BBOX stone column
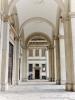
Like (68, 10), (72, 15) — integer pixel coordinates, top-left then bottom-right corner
(12, 38), (19, 85)
(1, 18), (10, 91)
(62, 0), (74, 91)
(63, 17), (74, 91)
(0, 16), (3, 90)
(54, 37), (61, 85)
(48, 46), (52, 82)
(51, 46), (55, 82)
(46, 50), (49, 80)
(22, 46), (27, 82)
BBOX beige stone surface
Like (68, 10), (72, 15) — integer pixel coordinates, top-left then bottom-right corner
(0, 81), (75, 100)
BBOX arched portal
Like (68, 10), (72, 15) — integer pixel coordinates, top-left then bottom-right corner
(23, 32), (54, 81)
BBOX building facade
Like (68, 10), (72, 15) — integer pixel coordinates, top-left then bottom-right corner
(27, 48), (49, 80)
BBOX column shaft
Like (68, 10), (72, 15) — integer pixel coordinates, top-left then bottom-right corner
(0, 19), (3, 89)
(51, 48), (55, 82)
(1, 21), (9, 91)
(55, 39), (61, 85)
(63, 0), (74, 91)
(48, 47), (52, 82)
(12, 39), (19, 85)
(64, 18), (74, 91)
(22, 47), (27, 81)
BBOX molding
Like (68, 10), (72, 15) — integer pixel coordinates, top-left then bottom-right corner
(2, 15), (9, 22)
(53, 35), (59, 40)
(58, 35), (64, 39)
(25, 32), (51, 44)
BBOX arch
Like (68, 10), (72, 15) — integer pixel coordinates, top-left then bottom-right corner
(25, 32), (51, 45)
(19, 17), (55, 36)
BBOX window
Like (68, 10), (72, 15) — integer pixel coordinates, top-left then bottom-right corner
(29, 49), (33, 57)
(42, 48), (46, 57)
(42, 64), (46, 72)
(29, 64), (33, 72)
(35, 49), (39, 56)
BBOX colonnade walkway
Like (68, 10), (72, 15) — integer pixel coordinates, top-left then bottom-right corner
(0, 80), (75, 100)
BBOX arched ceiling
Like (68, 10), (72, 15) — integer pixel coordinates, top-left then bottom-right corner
(8, 0), (62, 39)
(16, 0), (58, 26)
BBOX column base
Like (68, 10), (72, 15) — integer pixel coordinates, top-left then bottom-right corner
(12, 80), (18, 86)
(56, 80), (61, 85)
(1, 83), (8, 91)
(22, 78), (27, 82)
(52, 78), (55, 82)
(65, 83), (73, 91)
(49, 78), (52, 82)
(73, 84), (75, 91)
(15, 80), (19, 85)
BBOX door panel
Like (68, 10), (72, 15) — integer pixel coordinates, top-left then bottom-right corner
(35, 70), (40, 79)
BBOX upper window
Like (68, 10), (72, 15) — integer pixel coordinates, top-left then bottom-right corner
(35, 49), (39, 56)
(29, 64), (33, 72)
(42, 48), (46, 57)
(42, 64), (46, 72)
(29, 49), (33, 57)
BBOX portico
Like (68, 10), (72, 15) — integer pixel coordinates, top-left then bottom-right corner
(0, 0), (75, 94)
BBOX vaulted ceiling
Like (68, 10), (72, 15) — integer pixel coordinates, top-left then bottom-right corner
(9, 0), (61, 40)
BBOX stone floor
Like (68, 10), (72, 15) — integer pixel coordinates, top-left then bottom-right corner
(0, 80), (75, 100)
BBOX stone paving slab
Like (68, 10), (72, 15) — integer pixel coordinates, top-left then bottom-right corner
(0, 81), (75, 100)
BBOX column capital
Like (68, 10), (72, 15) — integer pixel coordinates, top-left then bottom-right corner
(47, 45), (54, 50)
(60, 15), (70, 23)
(53, 35), (59, 40)
(21, 44), (28, 50)
(1, 15), (9, 22)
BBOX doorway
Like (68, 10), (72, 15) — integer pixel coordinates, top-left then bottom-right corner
(35, 69), (40, 79)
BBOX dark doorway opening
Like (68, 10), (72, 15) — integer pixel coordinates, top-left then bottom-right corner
(8, 42), (13, 85)
(35, 69), (40, 79)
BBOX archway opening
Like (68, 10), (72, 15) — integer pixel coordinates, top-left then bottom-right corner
(24, 32), (54, 81)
